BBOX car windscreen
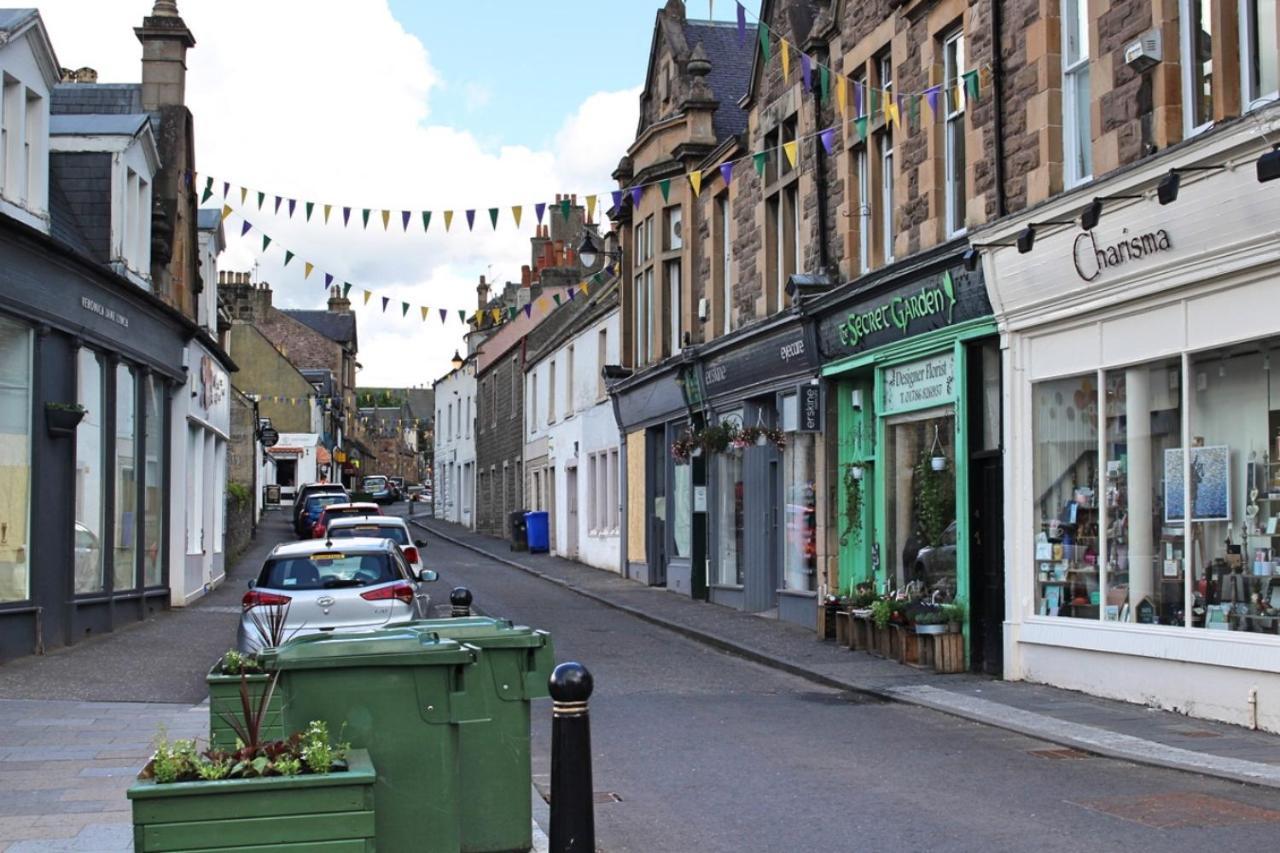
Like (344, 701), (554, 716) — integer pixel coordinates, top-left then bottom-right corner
(260, 552), (397, 590)
(306, 494), (348, 512)
(361, 477), (387, 489)
(328, 525), (409, 545)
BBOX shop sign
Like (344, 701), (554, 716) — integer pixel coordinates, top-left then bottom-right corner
(259, 426), (280, 448)
(1073, 228), (1173, 282)
(80, 295), (130, 329)
(199, 355), (227, 411)
(817, 264), (992, 358)
(702, 324), (815, 398)
(798, 383), (822, 432)
(882, 353), (955, 415)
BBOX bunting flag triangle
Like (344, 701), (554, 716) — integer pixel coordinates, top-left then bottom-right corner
(306, 201), (314, 221)
(256, 191), (265, 210)
(220, 204), (232, 221)
(963, 69), (980, 101)
(288, 199), (296, 217)
(262, 235), (271, 251)
(758, 22), (770, 61)
(420, 306), (428, 321)
(782, 140), (798, 169)
(854, 116), (869, 140)
(688, 170), (703, 197)
(273, 196), (282, 214)
(508, 306), (518, 320)
(381, 296), (389, 312)
(221, 181), (229, 199)
(886, 99), (899, 127)
(200, 177), (213, 203)
(491, 308), (501, 323)
(585, 194), (597, 222)
(552, 294), (562, 306)
(837, 75), (848, 118)
(363, 290), (372, 305)
(401, 302), (410, 317)
(343, 282), (352, 298)
(284, 250), (294, 266)
(559, 197), (571, 222)
(440, 308), (448, 323)
(754, 151), (768, 176)
(924, 85), (941, 119)
(567, 287), (576, 301)
(323, 272), (333, 288)
(535, 202), (546, 224)
(361, 209), (371, 229)
(465, 209), (476, 231)
(402, 210), (411, 231)
(489, 207), (499, 229)
(578, 282), (589, 295)
(512, 206), (522, 228)
(458, 310), (466, 323)
(523, 304), (532, 318)
(381, 210), (390, 230)
(324, 204), (332, 224)
(630, 186), (643, 207)
(737, 1), (746, 46)
(611, 190), (623, 210)
(342, 206), (351, 226)
(780, 40), (790, 81)
(240, 186), (248, 205)
(304, 262), (314, 279)
(908, 95), (921, 128)
(869, 86), (879, 116)
(800, 52), (811, 92)
(659, 178), (671, 202)
(820, 64), (830, 103)
(240, 220), (252, 236)
(443, 210), (454, 231)
(422, 210), (432, 232)
(820, 127), (836, 155)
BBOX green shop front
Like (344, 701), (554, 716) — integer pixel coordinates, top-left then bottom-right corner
(813, 246), (1004, 673)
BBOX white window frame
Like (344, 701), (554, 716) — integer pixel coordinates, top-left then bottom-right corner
(718, 194), (732, 333)
(530, 373), (538, 433)
(1239, 0), (1279, 109)
(667, 259), (682, 356)
(880, 134), (895, 263)
(943, 29), (968, 236)
(1180, 0), (1215, 136)
(597, 329), (607, 400)
(566, 345), (574, 417)
(1061, 0), (1092, 187)
(548, 359), (557, 423)
(857, 147), (870, 274)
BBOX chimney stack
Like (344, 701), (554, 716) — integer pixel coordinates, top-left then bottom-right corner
(134, 0), (195, 111)
(476, 274), (490, 312)
(328, 283), (351, 313)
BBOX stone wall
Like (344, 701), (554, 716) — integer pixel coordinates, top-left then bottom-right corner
(224, 491), (254, 567)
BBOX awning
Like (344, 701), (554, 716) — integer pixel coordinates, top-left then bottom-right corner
(317, 446), (332, 466)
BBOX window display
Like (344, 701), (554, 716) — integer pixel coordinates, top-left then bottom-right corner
(783, 432), (816, 591)
(716, 448), (744, 586)
(114, 364), (138, 591)
(672, 460), (692, 560)
(885, 410), (957, 598)
(0, 318), (31, 603)
(143, 373), (164, 587)
(75, 349), (105, 594)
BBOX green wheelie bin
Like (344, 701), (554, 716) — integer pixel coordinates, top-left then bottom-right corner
(409, 617), (555, 853)
(263, 628), (485, 853)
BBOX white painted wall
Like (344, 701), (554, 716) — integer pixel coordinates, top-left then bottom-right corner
(0, 16), (53, 232)
(433, 361), (476, 528)
(526, 307), (621, 571)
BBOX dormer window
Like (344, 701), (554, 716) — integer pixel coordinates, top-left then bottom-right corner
(0, 74), (48, 220)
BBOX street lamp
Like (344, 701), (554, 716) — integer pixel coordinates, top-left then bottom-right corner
(450, 350), (464, 371)
(576, 231), (622, 271)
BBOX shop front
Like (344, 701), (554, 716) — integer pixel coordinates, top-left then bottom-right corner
(815, 244), (1002, 672)
(699, 317), (822, 627)
(0, 219), (190, 659)
(982, 119), (1280, 730)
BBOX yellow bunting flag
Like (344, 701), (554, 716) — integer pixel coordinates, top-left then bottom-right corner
(221, 204), (232, 221)
(491, 308), (501, 323)
(578, 282), (589, 294)
(363, 290), (372, 305)
(304, 262), (314, 279)
(420, 306), (428, 321)
(381, 209), (390, 230)
(782, 139), (798, 168)
(537, 296), (549, 312)
(836, 75), (848, 118)
(688, 170), (703, 197)
(323, 204), (332, 224)
(240, 186), (248, 205)
(780, 40), (790, 81)
(443, 210), (454, 232)
(512, 205), (522, 228)
(886, 99), (899, 128)
(586, 194), (597, 222)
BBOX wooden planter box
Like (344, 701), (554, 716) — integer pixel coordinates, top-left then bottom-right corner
(851, 614), (874, 651)
(834, 610), (852, 647)
(893, 624), (921, 666)
(128, 749), (376, 852)
(207, 664), (284, 751)
(930, 632), (966, 674)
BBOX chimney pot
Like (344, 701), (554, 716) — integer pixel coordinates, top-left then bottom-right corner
(571, 193), (577, 205)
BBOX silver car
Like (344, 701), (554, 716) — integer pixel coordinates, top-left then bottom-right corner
(323, 516), (428, 577)
(237, 537), (438, 653)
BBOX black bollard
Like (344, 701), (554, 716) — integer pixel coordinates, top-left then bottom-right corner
(450, 586), (473, 617)
(549, 662), (594, 853)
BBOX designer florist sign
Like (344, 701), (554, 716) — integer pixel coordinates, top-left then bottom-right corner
(882, 353), (955, 414)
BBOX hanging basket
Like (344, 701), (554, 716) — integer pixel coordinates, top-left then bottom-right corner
(45, 403), (86, 438)
(931, 456), (947, 472)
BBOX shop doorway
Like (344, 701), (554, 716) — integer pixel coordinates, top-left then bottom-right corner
(744, 453), (781, 613)
(969, 450), (1004, 674)
(646, 427), (667, 586)
(548, 466), (557, 553)
(565, 466), (578, 560)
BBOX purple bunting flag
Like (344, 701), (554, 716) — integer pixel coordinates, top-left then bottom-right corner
(381, 296), (390, 312)
(342, 206), (351, 227)
(801, 54), (812, 92)
(567, 288), (576, 301)
(854, 81), (863, 116)
(221, 181), (229, 198)
(402, 210), (411, 231)
(631, 185), (643, 207)
(273, 196), (282, 214)
(324, 273), (333, 288)
(820, 127), (836, 155)
(240, 220), (251, 236)
(288, 199), (296, 217)
(924, 85), (941, 119)
(465, 209), (476, 231)
(737, 2), (746, 46)
(611, 190), (623, 210)
(523, 304), (532, 318)
(535, 202), (546, 224)
(720, 162), (734, 186)
(439, 308), (448, 323)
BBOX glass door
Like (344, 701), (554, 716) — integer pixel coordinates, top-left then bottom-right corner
(883, 407), (958, 599)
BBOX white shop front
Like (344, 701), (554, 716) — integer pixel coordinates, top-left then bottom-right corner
(980, 115), (1280, 732)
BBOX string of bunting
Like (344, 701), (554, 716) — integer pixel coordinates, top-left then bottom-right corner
(224, 205), (611, 329)
(243, 391), (428, 428)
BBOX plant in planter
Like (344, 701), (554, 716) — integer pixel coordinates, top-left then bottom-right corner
(913, 450), (956, 549)
(671, 432), (699, 463)
(839, 464), (864, 547)
(208, 601), (297, 750)
(941, 601), (965, 633)
(44, 401), (86, 437)
(699, 421), (739, 454)
(911, 608), (948, 635)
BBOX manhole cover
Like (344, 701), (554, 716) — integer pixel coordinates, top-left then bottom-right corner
(1028, 747), (1091, 760)
(1072, 792), (1280, 828)
(594, 792), (623, 804)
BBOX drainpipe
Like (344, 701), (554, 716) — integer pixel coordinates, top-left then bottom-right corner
(812, 77), (832, 272)
(991, 0), (1008, 218)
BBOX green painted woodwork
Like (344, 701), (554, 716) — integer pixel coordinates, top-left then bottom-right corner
(206, 664), (284, 752)
(127, 749), (376, 853)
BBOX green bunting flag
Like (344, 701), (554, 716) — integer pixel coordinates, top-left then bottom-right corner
(457, 310), (467, 324)
(402, 302), (410, 317)
(342, 282), (352, 298)
(508, 306), (518, 320)
(257, 191), (265, 209)
(820, 66), (830, 103)
(361, 209), (371, 229)
(753, 151), (767, 176)
(422, 211), (431, 232)
(552, 294), (561, 306)
(262, 235), (271, 251)
(560, 197), (571, 222)
(963, 69), (980, 102)
(201, 177), (213, 203)
(758, 22), (770, 61)
(284, 250), (294, 266)
(658, 179), (671, 202)
(854, 116), (868, 140)
(305, 201), (314, 221)
(489, 207), (499, 229)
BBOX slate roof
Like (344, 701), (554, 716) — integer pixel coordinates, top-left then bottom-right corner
(684, 19), (753, 142)
(47, 167), (96, 259)
(196, 208), (223, 231)
(282, 309), (357, 346)
(50, 113), (150, 137)
(51, 83), (144, 116)
(49, 151), (112, 263)
(0, 8), (37, 33)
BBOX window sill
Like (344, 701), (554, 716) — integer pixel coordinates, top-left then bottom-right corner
(1018, 616), (1280, 673)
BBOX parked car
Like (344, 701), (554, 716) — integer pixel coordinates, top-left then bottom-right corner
(405, 484), (425, 501)
(360, 475), (394, 504)
(292, 483), (348, 536)
(312, 502), (382, 538)
(325, 516), (428, 577)
(298, 493), (353, 540)
(237, 537), (438, 653)
(912, 520), (958, 600)
(387, 476), (406, 501)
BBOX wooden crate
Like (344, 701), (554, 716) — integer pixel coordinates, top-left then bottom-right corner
(851, 615), (873, 651)
(834, 610), (853, 647)
(932, 631), (966, 673)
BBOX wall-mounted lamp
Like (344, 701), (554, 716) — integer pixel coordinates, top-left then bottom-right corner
(1157, 164), (1227, 205)
(450, 350), (464, 371)
(1016, 219), (1076, 254)
(851, 388), (863, 410)
(1080, 193), (1142, 230)
(963, 239), (1018, 270)
(1257, 145), (1280, 183)
(576, 231), (622, 271)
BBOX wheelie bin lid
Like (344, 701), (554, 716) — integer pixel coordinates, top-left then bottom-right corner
(262, 627), (477, 670)
(407, 617), (549, 649)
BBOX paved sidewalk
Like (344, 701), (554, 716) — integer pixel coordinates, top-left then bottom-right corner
(412, 515), (1280, 790)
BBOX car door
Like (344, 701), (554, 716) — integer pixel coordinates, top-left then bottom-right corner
(392, 548), (430, 618)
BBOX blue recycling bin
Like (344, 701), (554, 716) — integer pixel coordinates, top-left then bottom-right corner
(524, 511), (549, 553)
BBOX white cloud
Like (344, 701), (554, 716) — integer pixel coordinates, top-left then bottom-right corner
(34, 0), (639, 388)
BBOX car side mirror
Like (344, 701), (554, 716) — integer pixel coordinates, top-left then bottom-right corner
(414, 539), (427, 548)
(246, 578), (256, 589)
(419, 569), (438, 583)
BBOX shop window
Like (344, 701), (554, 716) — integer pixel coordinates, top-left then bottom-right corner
(876, 54), (895, 264)
(1061, 0), (1092, 186)
(143, 374), (164, 586)
(781, 393), (816, 592)
(114, 363), (138, 591)
(715, 192), (732, 334)
(1241, 0), (1279, 107)
(665, 259), (682, 356)
(566, 345), (574, 417)
(0, 317), (31, 603)
(672, 459), (692, 559)
(886, 412), (957, 598)
(764, 116), (799, 314)
(75, 349), (105, 594)
(943, 28), (968, 235)
(1190, 340), (1280, 633)
(1181, 0), (1215, 134)
(716, 412), (745, 585)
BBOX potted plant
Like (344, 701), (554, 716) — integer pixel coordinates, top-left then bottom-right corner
(208, 601), (296, 750)
(941, 601), (965, 633)
(45, 402), (86, 437)
(671, 432), (698, 464)
(128, 720), (375, 852)
(840, 465), (864, 547)
(912, 609), (948, 635)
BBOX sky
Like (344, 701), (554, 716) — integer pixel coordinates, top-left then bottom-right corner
(33, 0), (748, 389)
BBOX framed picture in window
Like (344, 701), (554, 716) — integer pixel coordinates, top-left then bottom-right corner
(1164, 445), (1231, 522)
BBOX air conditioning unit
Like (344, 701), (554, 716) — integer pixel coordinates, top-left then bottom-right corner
(1124, 29), (1162, 73)
(697, 297), (709, 323)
